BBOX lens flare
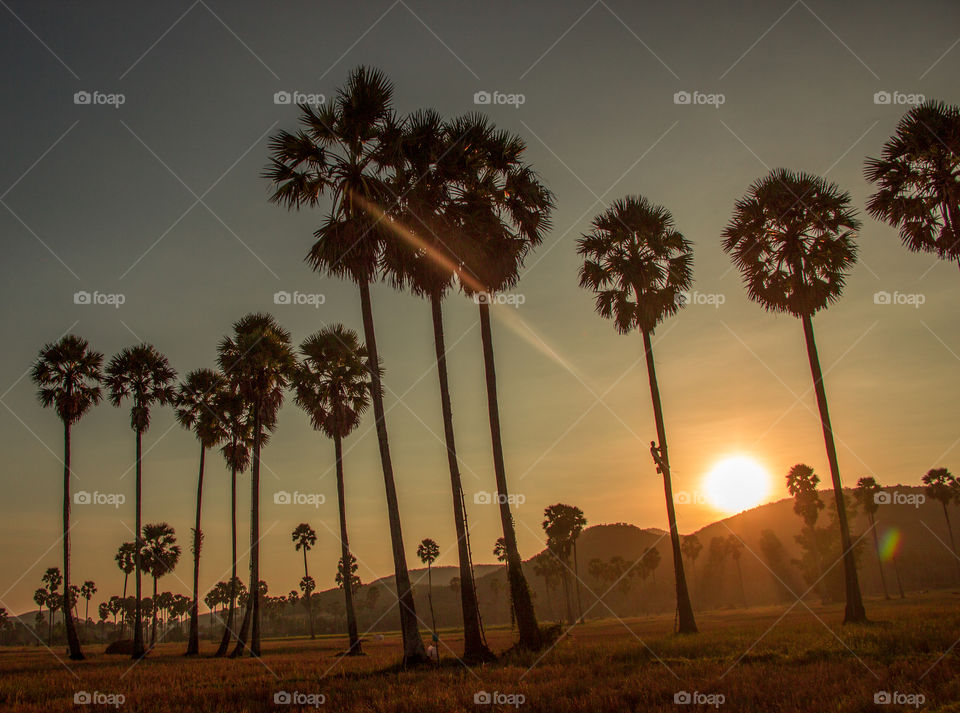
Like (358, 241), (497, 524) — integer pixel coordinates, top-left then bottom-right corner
(878, 527), (903, 562)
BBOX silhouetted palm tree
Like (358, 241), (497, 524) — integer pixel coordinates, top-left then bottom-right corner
(293, 325), (371, 655)
(922, 468), (960, 579)
(31, 335), (104, 659)
(175, 368), (227, 655)
(266, 66), (427, 665)
(417, 538), (440, 639)
(724, 536), (746, 607)
(681, 535), (703, 590)
(105, 344), (177, 656)
(542, 504), (587, 624)
(80, 581), (96, 634)
(724, 170), (866, 624)
(865, 101), (960, 270)
(291, 524), (317, 639)
(33, 588), (47, 645)
(219, 313), (294, 657)
(139, 522), (180, 647)
(446, 113), (554, 651)
(786, 464), (826, 600)
(578, 195), (697, 633)
(114, 542), (136, 638)
(853, 477), (891, 599)
(492, 537), (514, 630)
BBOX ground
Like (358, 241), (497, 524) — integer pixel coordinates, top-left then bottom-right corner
(2, 592), (959, 712)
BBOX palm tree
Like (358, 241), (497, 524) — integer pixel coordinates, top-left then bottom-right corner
(114, 542), (136, 638)
(138, 522), (180, 647)
(865, 101), (960, 270)
(681, 535), (703, 592)
(293, 325), (373, 655)
(492, 537), (514, 630)
(381, 108), (493, 663)
(922, 468), (960, 579)
(786, 464), (826, 600)
(80, 581), (96, 633)
(33, 588), (47, 645)
(175, 368), (227, 655)
(266, 66), (427, 665)
(445, 113), (554, 651)
(724, 537), (746, 607)
(31, 335), (104, 659)
(578, 195), (697, 633)
(336, 554), (361, 593)
(853, 477), (891, 599)
(219, 313), (294, 658)
(542, 504), (587, 623)
(41, 567), (62, 642)
(105, 344), (177, 656)
(723, 169), (866, 624)
(291, 524), (318, 639)
(417, 538), (440, 639)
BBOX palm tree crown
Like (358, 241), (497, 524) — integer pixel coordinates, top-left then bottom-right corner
(104, 345), (177, 431)
(292, 524), (317, 552)
(31, 335), (103, 424)
(175, 369), (228, 449)
(417, 538), (440, 565)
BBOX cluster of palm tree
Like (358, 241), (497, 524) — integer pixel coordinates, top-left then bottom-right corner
(541, 504), (586, 624)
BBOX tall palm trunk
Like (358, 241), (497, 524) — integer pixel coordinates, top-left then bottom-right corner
(334, 434), (361, 654)
(62, 421), (84, 660)
(186, 444), (205, 655)
(939, 503), (960, 580)
(232, 406), (262, 657)
(478, 301), (541, 650)
(573, 542), (583, 622)
(430, 293), (490, 661)
(892, 556), (905, 598)
(150, 576), (158, 646)
(216, 465), (238, 656)
(358, 279), (427, 665)
(302, 546), (314, 639)
(561, 562), (574, 625)
(801, 316), (866, 623)
(426, 563), (437, 636)
(133, 429), (145, 658)
(868, 512), (890, 599)
(641, 329), (697, 634)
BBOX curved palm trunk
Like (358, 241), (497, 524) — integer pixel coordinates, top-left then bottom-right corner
(62, 422), (84, 660)
(641, 329), (697, 634)
(430, 294), (491, 662)
(358, 279), (427, 665)
(478, 301), (541, 650)
(231, 407), (263, 658)
(868, 513), (890, 599)
(334, 434), (361, 655)
(186, 444), (205, 655)
(302, 547), (315, 639)
(801, 316), (866, 623)
(216, 466), (238, 656)
(133, 429), (146, 658)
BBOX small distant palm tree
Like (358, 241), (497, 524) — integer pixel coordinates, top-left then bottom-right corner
(578, 195), (697, 633)
(293, 325), (372, 655)
(80, 581), (96, 633)
(786, 464), (825, 597)
(922, 468), (960, 579)
(724, 170), (866, 624)
(853, 477), (891, 599)
(31, 334), (104, 659)
(336, 554), (361, 593)
(291, 524), (318, 639)
(114, 542), (136, 638)
(681, 535), (703, 587)
(105, 344), (177, 656)
(865, 101), (960, 270)
(724, 537), (746, 607)
(175, 368), (227, 655)
(492, 537), (514, 630)
(542, 504), (587, 624)
(33, 588), (47, 645)
(417, 538), (441, 638)
(138, 523), (181, 648)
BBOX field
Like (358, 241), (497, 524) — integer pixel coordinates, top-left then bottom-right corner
(2, 592), (959, 712)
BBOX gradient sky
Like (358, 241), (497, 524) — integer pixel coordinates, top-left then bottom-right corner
(1, 0), (958, 615)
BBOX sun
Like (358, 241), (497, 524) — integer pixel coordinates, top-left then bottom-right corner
(703, 455), (772, 514)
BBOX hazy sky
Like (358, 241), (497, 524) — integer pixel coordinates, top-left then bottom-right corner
(1, 0), (958, 614)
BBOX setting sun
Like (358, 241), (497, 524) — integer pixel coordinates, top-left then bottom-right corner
(703, 456), (772, 513)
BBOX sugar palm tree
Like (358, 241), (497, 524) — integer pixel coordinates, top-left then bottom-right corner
(922, 468), (960, 579)
(291, 524), (318, 639)
(33, 588), (47, 645)
(105, 344), (177, 656)
(542, 504), (587, 624)
(31, 335), (104, 659)
(723, 169), (866, 623)
(578, 195), (697, 633)
(293, 325), (372, 655)
(80, 581), (96, 633)
(219, 313), (294, 657)
(265, 66), (427, 665)
(114, 542), (136, 637)
(865, 101), (960, 270)
(724, 536), (746, 607)
(175, 368), (227, 655)
(492, 537), (514, 630)
(445, 113), (554, 651)
(417, 538), (440, 638)
(853, 477), (891, 598)
(381, 108), (493, 663)
(138, 522), (180, 647)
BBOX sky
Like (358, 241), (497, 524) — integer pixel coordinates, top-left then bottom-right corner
(0, 0), (958, 615)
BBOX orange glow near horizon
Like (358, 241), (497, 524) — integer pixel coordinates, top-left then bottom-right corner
(702, 455), (772, 514)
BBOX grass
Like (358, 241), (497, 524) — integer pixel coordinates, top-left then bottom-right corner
(2, 591), (959, 712)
